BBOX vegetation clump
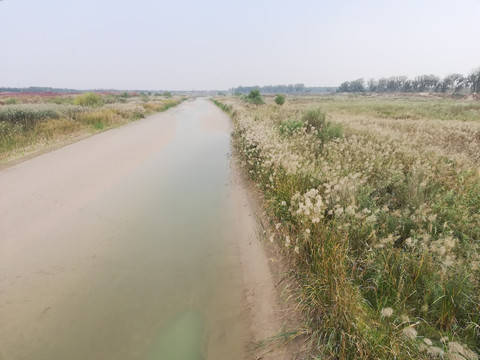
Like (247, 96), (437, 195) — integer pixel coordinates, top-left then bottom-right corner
(74, 92), (103, 107)
(301, 108), (343, 143)
(211, 99), (233, 113)
(274, 94), (285, 105)
(4, 98), (18, 105)
(245, 89), (264, 105)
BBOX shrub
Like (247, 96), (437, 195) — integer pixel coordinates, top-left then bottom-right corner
(162, 91), (173, 98)
(301, 108), (342, 143)
(48, 96), (74, 105)
(74, 92), (103, 107)
(245, 89), (264, 105)
(75, 109), (120, 129)
(302, 109), (326, 130)
(142, 99), (179, 113)
(279, 120), (302, 135)
(274, 94), (285, 105)
(4, 98), (18, 105)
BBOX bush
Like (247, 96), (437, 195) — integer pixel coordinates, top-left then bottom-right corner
(4, 98), (18, 105)
(162, 91), (173, 98)
(302, 109), (326, 130)
(274, 94), (285, 105)
(279, 120), (302, 135)
(74, 92), (103, 107)
(246, 89), (264, 105)
(75, 109), (120, 129)
(301, 108), (343, 143)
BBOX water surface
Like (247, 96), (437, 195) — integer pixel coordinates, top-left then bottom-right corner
(0, 99), (251, 360)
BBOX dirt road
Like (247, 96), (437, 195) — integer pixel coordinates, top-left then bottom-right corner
(0, 99), (284, 360)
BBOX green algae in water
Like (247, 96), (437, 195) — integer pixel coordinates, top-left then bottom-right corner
(149, 309), (204, 360)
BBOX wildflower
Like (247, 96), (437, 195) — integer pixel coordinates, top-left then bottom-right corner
(424, 338), (433, 346)
(312, 217), (320, 224)
(305, 228), (311, 234)
(402, 327), (417, 339)
(345, 205), (356, 216)
(366, 214), (377, 223)
(334, 207), (344, 217)
(275, 223), (281, 229)
(281, 201), (287, 206)
(418, 343), (428, 353)
(380, 307), (394, 318)
(404, 237), (416, 248)
(426, 346), (444, 358)
(442, 255), (455, 268)
(448, 342), (478, 360)
(447, 354), (467, 360)
(443, 236), (457, 250)
(305, 188), (318, 198)
(285, 236), (290, 246)
(294, 246), (300, 254)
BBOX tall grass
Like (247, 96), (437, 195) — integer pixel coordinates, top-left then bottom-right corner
(293, 95), (480, 122)
(218, 94), (480, 359)
(0, 94), (184, 160)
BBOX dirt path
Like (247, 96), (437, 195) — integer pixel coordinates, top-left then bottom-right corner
(0, 99), (293, 360)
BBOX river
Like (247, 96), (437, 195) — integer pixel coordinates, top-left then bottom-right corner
(0, 99), (271, 360)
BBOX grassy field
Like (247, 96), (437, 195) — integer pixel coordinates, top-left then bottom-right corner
(0, 92), (183, 162)
(215, 94), (480, 359)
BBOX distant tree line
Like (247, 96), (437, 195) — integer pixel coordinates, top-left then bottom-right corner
(231, 84), (336, 94)
(0, 87), (179, 94)
(338, 67), (480, 94)
(0, 86), (80, 93)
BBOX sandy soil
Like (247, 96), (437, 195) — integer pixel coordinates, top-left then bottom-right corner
(0, 99), (297, 359)
(230, 165), (300, 359)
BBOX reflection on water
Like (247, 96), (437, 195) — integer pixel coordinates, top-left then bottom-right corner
(7, 100), (250, 360)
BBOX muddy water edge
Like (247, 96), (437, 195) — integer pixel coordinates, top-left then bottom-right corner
(0, 99), (264, 360)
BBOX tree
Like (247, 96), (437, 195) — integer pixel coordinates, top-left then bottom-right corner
(414, 75), (440, 92)
(338, 81), (350, 92)
(367, 78), (378, 92)
(443, 73), (465, 94)
(377, 78), (388, 92)
(294, 83), (305, 92)
(402, 79), (413, 92)
(349, 78), (365, 92)
(274, 94), (285, 105)
(246, 89), (264, 105)
(467, 67), (480, 93)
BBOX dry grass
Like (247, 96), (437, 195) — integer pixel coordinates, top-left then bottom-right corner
(216, 94), (480, 359)
(0, 94), (184, 162)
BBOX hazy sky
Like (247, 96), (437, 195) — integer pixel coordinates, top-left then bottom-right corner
(1, 0), (479, 90)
